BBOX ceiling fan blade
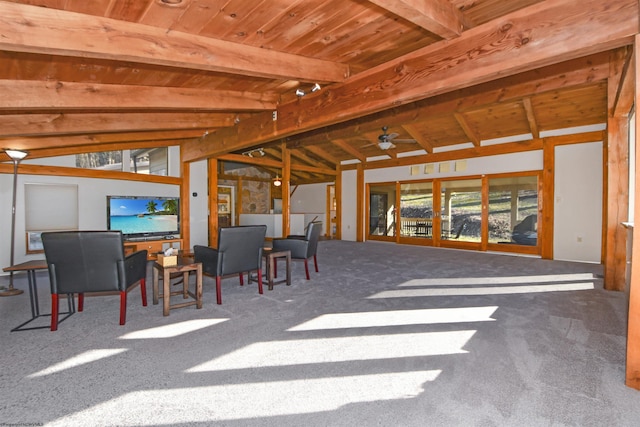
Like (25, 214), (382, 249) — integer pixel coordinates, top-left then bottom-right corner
(392, 139), (417, 143)
(386, 132), (400, 139)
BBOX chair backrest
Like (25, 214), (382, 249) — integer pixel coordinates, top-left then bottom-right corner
(304, 221), (323, 258)
(217, 225), (267, 276)
(42, 231), (127, 294)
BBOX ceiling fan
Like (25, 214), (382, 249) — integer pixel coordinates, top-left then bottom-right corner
(365, 126), (417, 150)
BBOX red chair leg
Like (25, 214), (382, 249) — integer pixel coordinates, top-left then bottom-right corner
(314, 255), (319, 272)
(119, 290), (127, 325)
(139, 278), (147, 306)
(50, 294), (59, 331)
(78, 293), (84, 312)
(239, 272), (244, 286)
(257, 269), (264, 294)
(304, 259), (310, 280)
(216, 276), (222, 305)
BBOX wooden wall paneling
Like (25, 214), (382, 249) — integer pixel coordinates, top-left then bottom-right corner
(626, 34), (640, 390)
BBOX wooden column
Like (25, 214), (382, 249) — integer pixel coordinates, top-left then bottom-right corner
(626, 35), (640, 389)
(605, 48), (632, 291)
(335, 165), (342, 240)
(282, 143), (291, 237)
(180, 148), (191, 251)
(541, 138), (555, 259)
(356, 163), (364, 242)
(208, 158), (219, 247)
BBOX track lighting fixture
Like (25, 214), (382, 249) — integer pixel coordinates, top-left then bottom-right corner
(295, 83), (321, 97)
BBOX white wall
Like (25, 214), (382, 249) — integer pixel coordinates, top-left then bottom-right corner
(553, 142), (603, 263)
(0, 152), (181, 274)
(341, 169), (358, 241)
(340, 148), (604, 264)
(189, 160), (209, 248)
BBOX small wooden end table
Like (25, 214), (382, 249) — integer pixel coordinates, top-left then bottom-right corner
(152, 258), (203, 316)
(263, 248), (292, 290)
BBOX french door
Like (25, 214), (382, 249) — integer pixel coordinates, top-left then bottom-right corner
(367, 173), (541, 255)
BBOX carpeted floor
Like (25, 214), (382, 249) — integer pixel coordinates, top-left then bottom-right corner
(1, 240), (639, 426)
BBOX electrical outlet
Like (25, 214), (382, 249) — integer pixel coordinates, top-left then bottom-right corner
(272, 111), (277, 121)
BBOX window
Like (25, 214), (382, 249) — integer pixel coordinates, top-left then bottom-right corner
(75, 148), (168, 175)
(488, 175), (538, 245)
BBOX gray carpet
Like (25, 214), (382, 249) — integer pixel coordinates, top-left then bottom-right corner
(1, 240), (639, 426)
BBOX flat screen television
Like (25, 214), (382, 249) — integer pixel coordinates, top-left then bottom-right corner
(107, 195), (180, 240)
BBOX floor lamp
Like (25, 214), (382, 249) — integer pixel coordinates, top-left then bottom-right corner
(1, 149), (28, 297)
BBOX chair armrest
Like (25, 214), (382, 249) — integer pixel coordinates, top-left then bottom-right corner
(272, 238), (308, 258)
(193, 245), (221, 276)
(125, 250), (148, 287)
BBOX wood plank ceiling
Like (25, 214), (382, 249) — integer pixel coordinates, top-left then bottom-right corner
(0, 0), (635, 183)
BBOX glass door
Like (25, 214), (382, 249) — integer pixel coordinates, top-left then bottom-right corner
(368, 183), (397, 241)
(439, 178), (482, 247)
(487, 175), (540, 254)
(399, 181), (434, 241)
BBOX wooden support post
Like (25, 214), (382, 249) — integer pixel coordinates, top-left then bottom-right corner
(180, 147), (191, 251)
(356, 163), (364, 242)
(626, 35), (640, 390)
(208, 158), (219, 247)
(282, 143), (291, 237)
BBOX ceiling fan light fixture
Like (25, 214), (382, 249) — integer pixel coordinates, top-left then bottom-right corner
(273, 175), (282, 187)
(378, 141), (393, 150)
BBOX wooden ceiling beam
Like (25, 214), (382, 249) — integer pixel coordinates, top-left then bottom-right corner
(0, 2), (349, 83)
(184, 0), (634, 161)
(302, 146), (339, 167)
(284, 53), (611, 149)
(0, 80), (278, 112)
(19, 139), (186, 160)
(0, 112), (235, 137)
(332, 139), (366, 163)
(453, 112), (480, 146)
(0, 130), (200, 152)
(367, 0), (466, 39)
(402, 124), (433, 153)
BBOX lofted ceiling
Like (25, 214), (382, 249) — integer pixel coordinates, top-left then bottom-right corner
(0, 0), (636, 184)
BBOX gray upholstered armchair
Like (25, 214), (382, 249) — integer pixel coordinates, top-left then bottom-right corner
(41, 231), (148, 331)
(272, 221), (322, 280)
(193, 225), (267, 305)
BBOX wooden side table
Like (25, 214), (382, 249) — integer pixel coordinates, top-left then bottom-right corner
(264, 249), (292, 290)
(152, 259), (203, 316)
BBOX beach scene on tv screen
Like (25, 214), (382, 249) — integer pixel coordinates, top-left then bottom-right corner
(109, 198), (178, 235)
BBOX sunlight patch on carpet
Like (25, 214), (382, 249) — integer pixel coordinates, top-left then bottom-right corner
(287, 306), (497, 331)
(369, 282), (594, 298)
(400, 273), (596, 287)
(28, 349), (127, 378)
(187, 331), (474, 372)
(118, 319), (228, 339)
(46, 370), (440, 425)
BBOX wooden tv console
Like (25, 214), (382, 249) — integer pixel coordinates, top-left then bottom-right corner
(124, 238), (183, 260)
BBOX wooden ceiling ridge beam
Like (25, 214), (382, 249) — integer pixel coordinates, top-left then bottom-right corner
(182, 0), (633, 161)
(0, 80), (278, 112)
(0, 2), (349, 83)
(367, 0), (467, 39)
(284, 54), (613, 148)
(0, 112), (234, 138)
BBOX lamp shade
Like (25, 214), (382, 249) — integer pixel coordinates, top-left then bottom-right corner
(5, 149), (28, 160)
